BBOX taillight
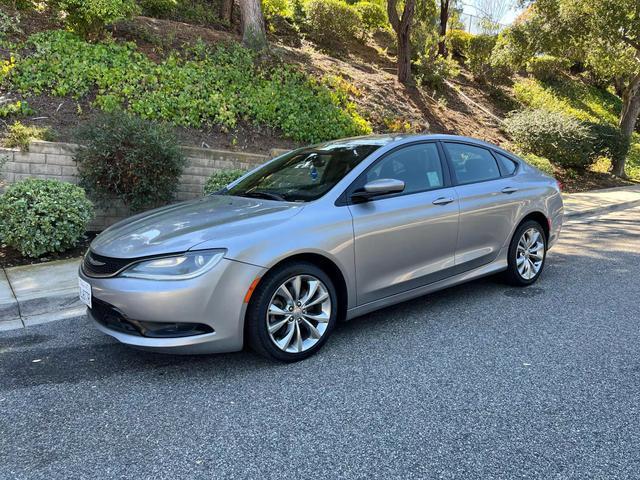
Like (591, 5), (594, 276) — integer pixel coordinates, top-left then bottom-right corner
(556, 180), (563, 191)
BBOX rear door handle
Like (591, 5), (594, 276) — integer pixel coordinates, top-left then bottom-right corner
(432, 197), (454, 206)
(501, 187), (518, 194)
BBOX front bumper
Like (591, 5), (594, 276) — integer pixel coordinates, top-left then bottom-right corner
(79, 258), (265, 354)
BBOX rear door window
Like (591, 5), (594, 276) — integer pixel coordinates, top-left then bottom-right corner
(444, 143), (501, 185)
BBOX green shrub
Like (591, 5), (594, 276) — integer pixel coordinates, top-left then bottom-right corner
(466, 34), (497, 81)
(306, 0), (360, 50)
(204, 169), (246, 194)
(8, 30), (370, 143)
(416, 54), (460, 89)
(74, 112), (186, 211)
(0, 11), (22, 39)
(588, 122), (629, 164)
(504, 109), (595, 167)
(446, 29), (472, 59)
(0, 100), (33, 118)
(57, 0), (140, 39)
(519, 152), (555, 176)
(3, 121), (54, 151)
(262, 0), (291, 20)
(354, 1), (387, 37)
(139, 0), (177, 16)
(0, 179), (93, 257)
(526, 55), (571, 82)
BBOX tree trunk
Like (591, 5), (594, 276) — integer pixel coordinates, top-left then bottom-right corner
(239, 0), (267, 52)
(388, 0), (416, 84)
(397, 30), (411, 84)
(219, 0), (234, 26)
(438, 0), (449, 57)
(612, 72), (640, 177)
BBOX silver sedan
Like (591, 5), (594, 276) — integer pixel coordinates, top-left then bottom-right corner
(78, 134), (563, 361)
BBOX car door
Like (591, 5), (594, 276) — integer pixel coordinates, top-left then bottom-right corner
(441, 141), (520, 270)
(347, 142), (460, 305)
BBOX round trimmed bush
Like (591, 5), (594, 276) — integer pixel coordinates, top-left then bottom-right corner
(0, 179), (94, 258)
(75, 112), (186, 212)
(306, 0), (360, 51)
(504, 109), (595, 167)
(203, 169), (245, 194)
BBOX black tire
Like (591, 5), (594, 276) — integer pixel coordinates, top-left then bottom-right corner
(245, 261), (338, 362)
(504, 220), (547, 287)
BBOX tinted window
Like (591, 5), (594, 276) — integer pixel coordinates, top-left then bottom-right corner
(224, 143), (380, 202)
(444, 143), (501, 184)
(365, 143), (444, 194)
(495, 152), (518, 175)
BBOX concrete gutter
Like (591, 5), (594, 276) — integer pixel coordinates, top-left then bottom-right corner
(0, 258), (85, 331)
(1, 184), (639, 332)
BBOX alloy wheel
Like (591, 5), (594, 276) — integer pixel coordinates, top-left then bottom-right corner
(516, 227), (545, 280)
(266, 275), (332, 353)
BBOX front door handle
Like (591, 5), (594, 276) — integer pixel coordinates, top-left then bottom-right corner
(501, 187), (518, 194)
(432, 197), (454, 206)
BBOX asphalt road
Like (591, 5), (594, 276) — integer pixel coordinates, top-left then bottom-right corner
(1, 207), (640, 480)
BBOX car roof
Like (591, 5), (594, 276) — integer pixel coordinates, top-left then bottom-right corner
(317, 134), (511, 154)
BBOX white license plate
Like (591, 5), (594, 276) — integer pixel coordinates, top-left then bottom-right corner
(78, 277), (92, 309)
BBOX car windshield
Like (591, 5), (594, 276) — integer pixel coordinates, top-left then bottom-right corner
(221, 143), (382, 202)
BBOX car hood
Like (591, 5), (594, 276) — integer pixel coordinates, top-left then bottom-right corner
(90, 195), (303, 259)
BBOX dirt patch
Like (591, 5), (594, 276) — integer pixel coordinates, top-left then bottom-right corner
(0, 232), (97, 269)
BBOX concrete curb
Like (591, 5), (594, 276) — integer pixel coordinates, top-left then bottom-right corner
(564, 198), (640, 219)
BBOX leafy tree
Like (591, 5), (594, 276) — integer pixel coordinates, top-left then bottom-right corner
(388, 0), (417, 84)
(518, 0), (640, 177)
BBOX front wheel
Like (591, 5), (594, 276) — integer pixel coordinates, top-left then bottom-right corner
(504, 220), (547, 286)
(245, 262), (338, 362)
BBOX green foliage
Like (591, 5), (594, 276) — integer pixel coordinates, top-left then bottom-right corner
(7, 30), (370, 143)
(3, 121), (54, 150)
(466, 34), (497, 81)
(172, 0), (220, 25)
(504, 109), (595, 168)
(306, 0), (360, 51)
(519, 152), (555, 176)
(0, 179), (93, 257)
(525, 55), (571, 82)
(204, 169), (246, 194)
(57, 0), (140, 39)
(416, 54), (460, 90)
(489, 26), (530, 74)
(588, 122), (630, 162)
(354, 1), (387, 37)
(262, 0), (291, 20)
(74, 111), (186, 211)
(513, 77), (621, 125)
(0, 100), (33, 118)
(139, 0), (177, 16)
(446, 29), (472, 59)
(0, 10), (22, 39)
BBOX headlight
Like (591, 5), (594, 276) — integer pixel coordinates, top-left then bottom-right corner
(120, 250), (225, 280)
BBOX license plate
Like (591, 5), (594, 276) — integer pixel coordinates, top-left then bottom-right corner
(78, 277), (92, 309)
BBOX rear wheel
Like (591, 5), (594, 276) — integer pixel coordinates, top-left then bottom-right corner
(504, 220), (547, 286)
(246, 262), (338, 362)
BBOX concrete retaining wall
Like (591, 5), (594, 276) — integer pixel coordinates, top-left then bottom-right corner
(0, 141), (283, 230)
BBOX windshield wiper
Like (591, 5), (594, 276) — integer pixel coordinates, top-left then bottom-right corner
(239, 190), (287, 201)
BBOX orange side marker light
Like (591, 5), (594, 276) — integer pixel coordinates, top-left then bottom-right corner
(244, 277), (261, 303)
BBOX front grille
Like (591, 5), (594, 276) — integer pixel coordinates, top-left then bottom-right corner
(82, 251), (134, 277)
(91, 298), (214, 338)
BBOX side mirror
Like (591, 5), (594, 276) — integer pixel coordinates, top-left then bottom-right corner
(351, 178), (405, 202)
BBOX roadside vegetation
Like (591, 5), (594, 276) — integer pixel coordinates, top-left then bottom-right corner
(0, 0), (639, 261)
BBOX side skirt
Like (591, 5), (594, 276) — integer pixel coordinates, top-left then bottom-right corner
(345, 255), (508, 321)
